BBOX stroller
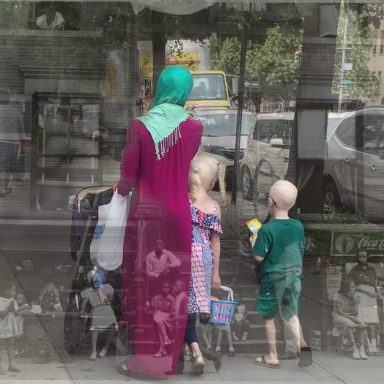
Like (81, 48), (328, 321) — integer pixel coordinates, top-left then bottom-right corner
(65, 186), (124, 356)
(17, 310), (76, 364)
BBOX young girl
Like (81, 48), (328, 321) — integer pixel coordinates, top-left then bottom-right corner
(332, 279), (368, 360)
(186, 155), (225, 374)
(36, 268), (62, 313)
(231, 292), (251, 342)
(15, 292), (31, 312)
(0, 282), (23, 374)
(14, 292), (30, 357)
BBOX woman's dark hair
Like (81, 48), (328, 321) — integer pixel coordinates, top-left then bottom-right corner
(40, 268), (54, 283)
(1, 281), (16, 296)
(339, 279), (354, 295)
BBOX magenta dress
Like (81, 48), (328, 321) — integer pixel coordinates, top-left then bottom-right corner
(117, 118), (202, 377)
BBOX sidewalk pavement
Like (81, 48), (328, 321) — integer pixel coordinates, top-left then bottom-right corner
(2, 349), (383, 383)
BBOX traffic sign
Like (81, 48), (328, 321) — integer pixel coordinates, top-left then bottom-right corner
(337, 84), (348, 89)
(250, 81), (259, 89)
(245, 81), (259, 89)
(342, 80), (352, 84)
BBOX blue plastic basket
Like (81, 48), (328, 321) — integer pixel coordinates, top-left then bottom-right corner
(210, 286), (237, 326)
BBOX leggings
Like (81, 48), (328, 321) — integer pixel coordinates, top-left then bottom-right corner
(184, 313), (199, 345)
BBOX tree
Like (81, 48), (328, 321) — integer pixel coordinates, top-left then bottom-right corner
(212, 7), (381, 107)
(250, 27), (301, 108)
(213, 28), (301, 109)
(332, 9), (380, 100)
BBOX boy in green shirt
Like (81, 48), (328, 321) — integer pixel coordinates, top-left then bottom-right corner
(250, 180), (311, 368)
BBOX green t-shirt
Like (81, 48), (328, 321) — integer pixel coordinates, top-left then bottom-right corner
(252, 218), (305, 278)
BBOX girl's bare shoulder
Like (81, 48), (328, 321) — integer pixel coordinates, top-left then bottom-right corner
(193, 195), (216, 214)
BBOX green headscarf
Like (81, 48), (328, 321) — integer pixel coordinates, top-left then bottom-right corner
(137, 66), (193, 160)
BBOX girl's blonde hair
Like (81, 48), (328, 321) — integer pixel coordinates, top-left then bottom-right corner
(189, 155), (226, 208)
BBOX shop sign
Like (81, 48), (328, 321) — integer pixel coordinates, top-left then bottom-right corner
(331, 231), (384, 257)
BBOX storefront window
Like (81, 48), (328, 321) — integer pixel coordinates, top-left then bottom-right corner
(1, 1), (384, 381)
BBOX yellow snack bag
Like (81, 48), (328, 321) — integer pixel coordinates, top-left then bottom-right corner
(246, 218), (262, 236)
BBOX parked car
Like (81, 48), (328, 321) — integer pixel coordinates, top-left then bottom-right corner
(195, 108), (255, 185)
(240, 112), (347, 222)
(324, 107), (384, 221)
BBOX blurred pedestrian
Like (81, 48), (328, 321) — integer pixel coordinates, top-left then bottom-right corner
(36, 269), (62, 313)
(0, 282), (23, 374)
(152, 281), (175, 357)
(145, 239), (181, 304)
(349, 251), (381, 356)
(332, 279), (367, 360)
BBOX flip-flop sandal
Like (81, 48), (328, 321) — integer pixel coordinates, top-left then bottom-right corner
(6, 187), (12, 195)
(253, 355), (280, 369)
(298, 346), (313, 368)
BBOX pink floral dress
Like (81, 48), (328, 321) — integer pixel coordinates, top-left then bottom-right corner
(189, 199), (222, 314)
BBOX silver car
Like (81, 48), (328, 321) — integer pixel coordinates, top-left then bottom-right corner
(196, 108), (255, 184)
(324, 107), (384, 221)
(241, 112), (347, 222)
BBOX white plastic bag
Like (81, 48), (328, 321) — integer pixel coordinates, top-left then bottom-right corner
(90, 190), (131, 271)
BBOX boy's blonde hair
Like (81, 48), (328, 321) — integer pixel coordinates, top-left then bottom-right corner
(189, 155), (226, 207)
(269, 180), (297, 210)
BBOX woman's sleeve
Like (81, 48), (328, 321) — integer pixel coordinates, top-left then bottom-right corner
(116, 120), (142, 196)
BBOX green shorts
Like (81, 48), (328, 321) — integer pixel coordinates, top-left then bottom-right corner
(255, 272), (301, 319)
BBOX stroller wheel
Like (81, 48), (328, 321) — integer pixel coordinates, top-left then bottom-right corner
(32, 342), (53, 364)
(57, 341), (77, 363)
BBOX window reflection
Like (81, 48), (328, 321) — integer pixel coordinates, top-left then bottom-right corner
(1, 1), (384, 380)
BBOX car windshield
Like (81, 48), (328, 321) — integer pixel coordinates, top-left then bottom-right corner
(326, 118), (343, 140)
(189, 74), (227, 100)
(256, 119), (294, 146)
(199, 113), (254, 136)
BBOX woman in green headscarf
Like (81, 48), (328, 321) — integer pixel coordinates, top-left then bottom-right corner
(115, 66), (203, 377)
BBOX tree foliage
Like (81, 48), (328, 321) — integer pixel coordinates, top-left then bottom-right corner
(212, 7), (381, 104)
(332, 9), (380, 99)
(213, 27), (301, 105)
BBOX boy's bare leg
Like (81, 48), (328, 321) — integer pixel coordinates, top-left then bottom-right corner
(263, 317), (279, 363)
(299, 320), (309, 348)
(287, 315), (301, 352)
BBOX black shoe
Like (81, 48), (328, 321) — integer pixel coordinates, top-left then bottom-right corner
(298, 346), (313, 368)
(203, 349), (222, 371)
(278, 351), (297, 360)
(228, 350), (235, 358)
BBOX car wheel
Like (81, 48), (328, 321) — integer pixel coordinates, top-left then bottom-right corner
(242, 167), (253, 200)
(253, 158), (278, 224)
(322, 182), (341, 220)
